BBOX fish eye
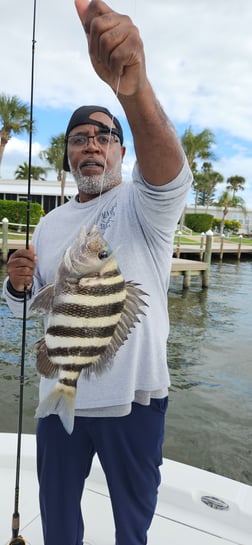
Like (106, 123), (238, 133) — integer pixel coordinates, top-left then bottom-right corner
(98, 250), (109, 260)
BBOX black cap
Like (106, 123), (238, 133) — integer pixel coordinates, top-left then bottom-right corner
(63, 105), (124, 172)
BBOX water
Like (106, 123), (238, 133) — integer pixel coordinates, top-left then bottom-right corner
(0, 261), (251, 485)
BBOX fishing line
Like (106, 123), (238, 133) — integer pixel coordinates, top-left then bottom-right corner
(94, 0), (137, 227)
(8, 1), (37, 544)
(94, 75), (121, 226)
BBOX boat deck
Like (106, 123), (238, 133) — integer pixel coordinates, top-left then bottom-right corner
(1, 434), (252, 545)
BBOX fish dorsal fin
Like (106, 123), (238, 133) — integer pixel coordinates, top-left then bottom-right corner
(29, 283), (55, 315)
(84, 281), (149, 377)
(34, 337), (59, 377)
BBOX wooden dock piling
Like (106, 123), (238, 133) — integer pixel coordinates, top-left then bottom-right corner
(1, 218), (9, 264)
(202, 231), (213, 287)
(171, 258), (209, 288)
(171, 231), (213, 289)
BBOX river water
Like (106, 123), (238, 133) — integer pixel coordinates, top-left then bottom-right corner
(0, 260), (251, 485)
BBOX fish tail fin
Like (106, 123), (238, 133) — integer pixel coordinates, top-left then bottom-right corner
(35, 382), (76, 435)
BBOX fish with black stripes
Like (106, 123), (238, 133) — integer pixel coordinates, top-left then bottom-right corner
(29, 224), (148, 434)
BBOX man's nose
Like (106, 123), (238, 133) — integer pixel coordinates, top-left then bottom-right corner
(85, 135), (99, 148)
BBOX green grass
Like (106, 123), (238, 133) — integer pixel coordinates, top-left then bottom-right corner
(174, 232), (252, 246)
(228, 236), (252, 244)
(1, 231), (252, 246)
(174, 236), (198, 245)
(0, 232), (30, 240)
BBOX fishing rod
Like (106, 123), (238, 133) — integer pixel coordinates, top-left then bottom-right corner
(8, 1), (37, 543)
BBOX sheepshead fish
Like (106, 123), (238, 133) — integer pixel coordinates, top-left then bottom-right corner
(29, 224), (148, 434)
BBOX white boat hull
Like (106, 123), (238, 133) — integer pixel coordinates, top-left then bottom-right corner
(1, 433), (251, 545)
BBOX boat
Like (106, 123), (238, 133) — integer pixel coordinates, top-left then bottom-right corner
(1, 433), (251, 545)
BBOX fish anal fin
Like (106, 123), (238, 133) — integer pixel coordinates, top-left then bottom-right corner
(34, 337), (59, 377)
(29, 283), (55, 315)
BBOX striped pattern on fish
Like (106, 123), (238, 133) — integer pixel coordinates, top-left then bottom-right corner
(29, 224), (148, 434)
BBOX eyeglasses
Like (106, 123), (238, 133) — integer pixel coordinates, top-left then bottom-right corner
(67, 132), (120, 148)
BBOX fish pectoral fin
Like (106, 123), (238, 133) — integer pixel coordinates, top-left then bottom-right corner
(34, 337), (59, 377)
(35, 386), (76, 435)
(92, 281), (149, 376)
(29, 283), (55, 315)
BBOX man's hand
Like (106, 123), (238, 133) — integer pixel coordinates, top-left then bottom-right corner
(75, 0), (146, 96)
(75, 0), (185, 185)
(7, 245), (37, 292)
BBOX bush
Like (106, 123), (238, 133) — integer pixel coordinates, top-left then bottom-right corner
(212, 218), (241, 234)
(185, 213), (214, 233)
(224, 220), (241, 234)
(0, 200), (43, 230)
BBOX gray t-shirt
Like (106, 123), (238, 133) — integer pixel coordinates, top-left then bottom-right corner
(3, 161), (192, 416)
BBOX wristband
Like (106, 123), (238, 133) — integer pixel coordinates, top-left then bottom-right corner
(7, 279), (31, 299)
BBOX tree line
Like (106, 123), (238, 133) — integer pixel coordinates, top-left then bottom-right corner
(0, 93), (247, 212)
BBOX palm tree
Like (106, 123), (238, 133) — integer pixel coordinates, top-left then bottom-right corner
(181, 127), (216, 172)
(217, 191), (247, 235)
(193, 162), (224, 210)
(40, 133), (66, 204)
(180, 127), (216, 228)
(226, 175), (246, 199)
(0, 93), (30, 169)
(14, 161), (48, 181)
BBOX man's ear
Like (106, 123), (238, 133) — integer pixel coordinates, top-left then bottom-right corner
(121, 146), (126, 161)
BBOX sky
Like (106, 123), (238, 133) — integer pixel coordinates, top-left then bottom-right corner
(1, 0), (252, 208)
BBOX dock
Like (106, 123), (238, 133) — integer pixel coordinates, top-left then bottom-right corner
(1, 239), (25, 251)
(0, 239), (211, 290)
(174, 242), (252, 257)
(1, 232), (252, 290)
(171, 257), (209, 288)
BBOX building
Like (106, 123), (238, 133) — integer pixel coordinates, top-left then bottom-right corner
(0, 178), (76, 214)
(0, 179), (251, 234)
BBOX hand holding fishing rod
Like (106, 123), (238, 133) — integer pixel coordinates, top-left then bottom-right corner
(7, 246), (37, 293)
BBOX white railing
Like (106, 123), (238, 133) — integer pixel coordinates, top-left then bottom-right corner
(0, 218), (35, 262)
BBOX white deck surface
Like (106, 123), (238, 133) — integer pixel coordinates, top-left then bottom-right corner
(1, 433), (252, 545)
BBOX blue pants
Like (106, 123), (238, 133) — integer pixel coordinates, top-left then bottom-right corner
(36, 397), (168, 545)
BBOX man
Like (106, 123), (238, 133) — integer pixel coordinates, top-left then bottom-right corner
(3, 1), (192, 544)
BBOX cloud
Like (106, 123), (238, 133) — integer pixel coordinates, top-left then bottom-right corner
(2, 0), (252, 131)
(5, 138), (42, 157)
(1, 0), (252, 206)
(1, 138), (44, 179)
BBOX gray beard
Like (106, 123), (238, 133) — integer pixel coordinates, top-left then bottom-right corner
(70, 161), (122, 195)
